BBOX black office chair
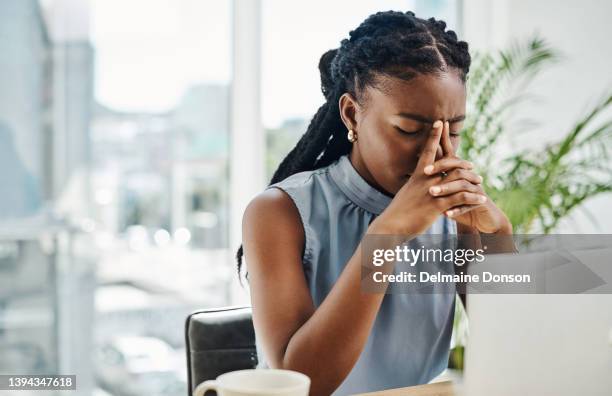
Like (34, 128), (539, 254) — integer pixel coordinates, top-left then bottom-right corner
(185, 306), (258, 395)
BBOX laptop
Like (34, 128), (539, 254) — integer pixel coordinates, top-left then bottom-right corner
(463, 248), (612, 396)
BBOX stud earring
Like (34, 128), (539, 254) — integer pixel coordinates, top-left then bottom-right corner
(347, 129), (357, 142)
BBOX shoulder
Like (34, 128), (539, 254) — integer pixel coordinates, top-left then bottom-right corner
(242, 165), (337, 263)
(268, 166), (330, 192)
(265, 166), (338, 215)
(242, 187), (305, 258)
(243, 187), (301, 227)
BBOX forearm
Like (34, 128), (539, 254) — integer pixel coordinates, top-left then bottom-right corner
(455, 222), (480, 310)
(456, 222), (516, 253)
(480, 222), (517, 254)
(279, 226), (405, 395)
(455, 222), (516, 309)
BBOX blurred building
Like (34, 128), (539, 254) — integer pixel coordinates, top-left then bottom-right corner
(90, 83), (230, 250)
(171, 84), (230, 249)
(88, 82), (234, 395)
(0, 0), (49, 217)
(265, 118), (308, 181)
(90, 103), (173, 235)
(0, 0), (96, 394)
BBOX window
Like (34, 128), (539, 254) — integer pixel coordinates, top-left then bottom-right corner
(90, 1), (233, 394)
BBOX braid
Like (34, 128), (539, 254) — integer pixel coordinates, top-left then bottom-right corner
(236, 10), (471, 280)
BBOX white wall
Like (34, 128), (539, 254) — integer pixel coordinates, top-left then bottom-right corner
(230, 0), (265, 304)
(463, 0), (612, 233)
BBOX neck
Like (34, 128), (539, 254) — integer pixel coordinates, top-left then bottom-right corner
(348, 148), (393, 198)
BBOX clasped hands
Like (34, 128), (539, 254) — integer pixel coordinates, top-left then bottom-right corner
(423, 120), (512, 234)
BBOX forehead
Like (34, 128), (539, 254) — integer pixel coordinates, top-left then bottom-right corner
(363, 71), (466, 117)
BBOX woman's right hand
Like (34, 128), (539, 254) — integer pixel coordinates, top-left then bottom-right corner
(370, 120), (486, 235)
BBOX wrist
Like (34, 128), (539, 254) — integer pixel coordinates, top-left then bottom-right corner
(367, 216), (398, 235)
(367, 214), (422, 235)
(456, 222), (479, 235)
(494, 219), (513, 235)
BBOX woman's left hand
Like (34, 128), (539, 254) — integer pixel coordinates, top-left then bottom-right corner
(425, 121), (513, 234)
(441, 188), (512, 234)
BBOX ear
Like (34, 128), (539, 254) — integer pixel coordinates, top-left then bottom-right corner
(338, 93), (360, 131)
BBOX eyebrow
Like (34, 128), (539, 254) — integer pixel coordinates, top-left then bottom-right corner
(397, 112), (466, 124)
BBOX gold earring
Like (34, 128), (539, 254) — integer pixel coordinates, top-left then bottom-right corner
(347, 129), (357, 142)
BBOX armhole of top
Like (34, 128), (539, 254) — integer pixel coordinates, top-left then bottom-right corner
(265, 186), (314, 269)
(448, 217), (458, 235)
(445, 217), (458, 251)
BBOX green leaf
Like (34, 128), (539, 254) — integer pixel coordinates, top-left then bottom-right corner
(464, 35), (612, 233)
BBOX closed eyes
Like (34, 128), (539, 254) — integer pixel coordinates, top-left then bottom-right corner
(394, 125), (421, 135)
(394, 125), (461, 136)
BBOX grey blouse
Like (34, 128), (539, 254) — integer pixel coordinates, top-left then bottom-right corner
(254, 154), (456, 395)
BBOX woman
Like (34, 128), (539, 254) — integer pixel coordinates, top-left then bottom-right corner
(238, 10), (512, 395)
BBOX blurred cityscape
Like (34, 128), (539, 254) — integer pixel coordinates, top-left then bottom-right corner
(0, 1), (305, 395)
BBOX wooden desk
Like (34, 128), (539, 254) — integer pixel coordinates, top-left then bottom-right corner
(354, 381), (459, 396)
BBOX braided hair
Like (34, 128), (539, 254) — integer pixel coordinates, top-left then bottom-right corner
(236, 10), (471, 279)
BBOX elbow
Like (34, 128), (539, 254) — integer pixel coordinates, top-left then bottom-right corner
(275, 355), (342, 396)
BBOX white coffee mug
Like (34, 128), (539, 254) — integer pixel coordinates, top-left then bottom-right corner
(193, 369), (310, 396)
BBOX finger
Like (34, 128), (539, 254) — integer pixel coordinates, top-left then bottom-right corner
(440, 191), (487, 209)
(435, 168), (483, 185)
(424, 157), (474, 175)
(441, 121), (455, 157)
(416, 120), (444, 171)
(429, 179), (482, 197)
(445, 204), (483, 218)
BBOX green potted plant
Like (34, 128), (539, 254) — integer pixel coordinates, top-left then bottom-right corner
(449, 36), (612, 370)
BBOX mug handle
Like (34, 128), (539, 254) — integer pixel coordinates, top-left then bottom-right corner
(193, 380), (218, 396)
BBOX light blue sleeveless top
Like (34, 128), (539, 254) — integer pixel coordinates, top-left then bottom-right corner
(254, 154), (457, 395)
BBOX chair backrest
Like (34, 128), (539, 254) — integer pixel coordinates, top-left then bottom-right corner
(185, 306), (258, 395)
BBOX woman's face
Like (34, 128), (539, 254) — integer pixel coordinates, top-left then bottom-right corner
(345, 70), (467, 196)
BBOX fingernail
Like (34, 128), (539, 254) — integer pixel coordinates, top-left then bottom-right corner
(446, 209), (454, 217)
(424, 165), (434, 174)
(467, 162), (474, 169)
(478, 175), (483, 183)
(433, 120), (443, 129)
(479, 195), (487, 203)
(430, 186), (441, 195)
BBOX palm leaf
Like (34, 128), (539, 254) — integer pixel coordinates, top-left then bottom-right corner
(461, 36), (612, 233)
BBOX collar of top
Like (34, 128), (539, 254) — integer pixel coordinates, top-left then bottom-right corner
(329, 154), (393, 215)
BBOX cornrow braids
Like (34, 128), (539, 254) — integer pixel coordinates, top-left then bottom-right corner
(236, 10), (471, 281)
